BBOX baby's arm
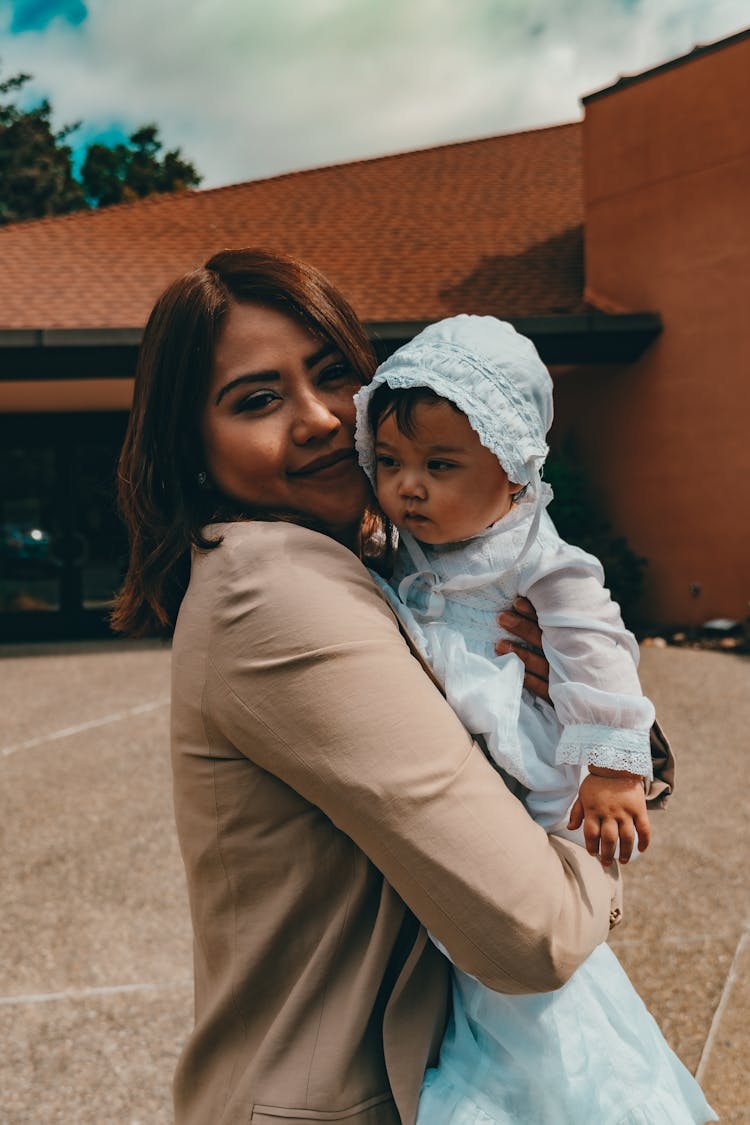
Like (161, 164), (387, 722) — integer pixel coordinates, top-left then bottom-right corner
(521, 538), (656, 864)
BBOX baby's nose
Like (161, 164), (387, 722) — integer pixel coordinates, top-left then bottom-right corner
(398, 474), (426, 499)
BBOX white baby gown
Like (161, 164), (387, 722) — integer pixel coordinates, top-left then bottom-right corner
(370, 489), (716, 1125)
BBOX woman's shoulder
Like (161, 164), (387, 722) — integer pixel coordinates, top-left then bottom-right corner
(196, 520), (367, 579)
(190, 520), (393, 636)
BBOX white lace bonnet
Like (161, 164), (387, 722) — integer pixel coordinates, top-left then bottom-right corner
(354, 314), (553, 490)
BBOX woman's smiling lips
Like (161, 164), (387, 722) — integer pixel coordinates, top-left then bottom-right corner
(289, 448), (357, 478)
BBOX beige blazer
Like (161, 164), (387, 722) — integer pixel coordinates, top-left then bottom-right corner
(170, 521), (627, 1125)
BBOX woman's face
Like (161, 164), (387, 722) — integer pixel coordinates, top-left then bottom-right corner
(201, 300), (370, 543)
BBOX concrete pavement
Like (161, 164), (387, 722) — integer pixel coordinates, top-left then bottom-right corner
(0, 640), (747, 1123)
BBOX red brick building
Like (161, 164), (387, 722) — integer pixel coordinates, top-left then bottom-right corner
(1, 29), (747, 638)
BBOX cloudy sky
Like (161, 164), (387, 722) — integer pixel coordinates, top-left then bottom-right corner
(1, 0), (748, 189)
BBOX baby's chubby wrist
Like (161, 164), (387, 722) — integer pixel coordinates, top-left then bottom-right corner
(587, 764), (646, 782)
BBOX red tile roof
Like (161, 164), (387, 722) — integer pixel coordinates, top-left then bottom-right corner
(0, 122), (584, 330)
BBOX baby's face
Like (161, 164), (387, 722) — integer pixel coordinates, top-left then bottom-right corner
(374, 399), (519, 545)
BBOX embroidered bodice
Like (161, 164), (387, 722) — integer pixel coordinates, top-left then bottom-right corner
(380, 489), (655, 785)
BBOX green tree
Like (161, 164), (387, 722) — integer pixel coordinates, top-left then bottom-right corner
(0, 67), (201, 225)
(80, 124), (201, 207)
(0, 71), (86, 224)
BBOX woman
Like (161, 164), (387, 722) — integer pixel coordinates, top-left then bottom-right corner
(114, 249), (651, 1125)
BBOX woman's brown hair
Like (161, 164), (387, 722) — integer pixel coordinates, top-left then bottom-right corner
(111, 248), (379, 637)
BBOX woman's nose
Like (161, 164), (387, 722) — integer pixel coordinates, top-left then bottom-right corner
(291, 392), (342, 445)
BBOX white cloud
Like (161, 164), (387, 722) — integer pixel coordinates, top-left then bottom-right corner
(1, 0), (748, 187)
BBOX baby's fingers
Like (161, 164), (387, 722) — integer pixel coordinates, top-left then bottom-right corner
(599, 818), (620, 868)
(635, 809), (652, 852)
(583, 813), (602, 860)
(618, 821), (636, 865)
(567, 797), (584, 831)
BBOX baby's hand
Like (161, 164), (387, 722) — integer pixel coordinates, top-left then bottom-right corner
(567, 767), (651, 867)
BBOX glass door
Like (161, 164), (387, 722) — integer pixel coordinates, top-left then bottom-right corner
(0, 413), (129, 640)
(1, 442), (61, 615)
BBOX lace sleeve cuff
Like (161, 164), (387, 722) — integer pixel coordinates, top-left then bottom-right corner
(556, 724), (654, 779)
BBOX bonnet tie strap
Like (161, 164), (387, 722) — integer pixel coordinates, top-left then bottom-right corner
(512, 466), (544, 571)
(398, 528), (433, 574)
(397, 530), (446, 619)
(397, 570), (447, 620)
(397, 529), (505, 621)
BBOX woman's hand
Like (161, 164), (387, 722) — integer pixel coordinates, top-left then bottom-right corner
(495, 597), (550, 702)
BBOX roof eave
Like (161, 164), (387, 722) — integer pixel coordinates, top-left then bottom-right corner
(0, 328), (143, 348)
(368, 312), (662, 364)
(0, 312), (662, 381)
(0, 330), (142, 380)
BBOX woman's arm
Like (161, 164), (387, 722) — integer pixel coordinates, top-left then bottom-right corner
(205, 522), (617, 995)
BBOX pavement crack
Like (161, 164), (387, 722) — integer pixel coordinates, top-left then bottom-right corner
(1, 698), (170, 758)
(694, 924), (750, 1083)
(0, 979), (192, 1006)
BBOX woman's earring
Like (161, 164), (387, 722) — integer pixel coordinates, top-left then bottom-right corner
(197, 471), (207, 486)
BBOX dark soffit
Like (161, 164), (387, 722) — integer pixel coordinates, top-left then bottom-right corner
(0, 312), (662, 381)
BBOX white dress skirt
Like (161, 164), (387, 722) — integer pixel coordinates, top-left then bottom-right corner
(410, 686), (717, 1125)
(418, 944), (716, 1125)
(367, 508), (717, 1124)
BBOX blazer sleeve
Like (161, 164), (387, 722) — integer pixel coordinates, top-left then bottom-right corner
(203, 522), (618, 996)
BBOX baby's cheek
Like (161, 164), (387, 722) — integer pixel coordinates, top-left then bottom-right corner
(375, 477), (394, 513)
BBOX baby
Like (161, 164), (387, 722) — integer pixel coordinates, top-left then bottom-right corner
(353, 316), (715, 1125)
(356, 315), (655, 864)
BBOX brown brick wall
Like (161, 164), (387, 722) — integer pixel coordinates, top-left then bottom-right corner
(553, 35), (750, 625)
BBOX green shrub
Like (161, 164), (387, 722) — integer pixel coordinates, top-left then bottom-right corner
(544, 443), (647, 628)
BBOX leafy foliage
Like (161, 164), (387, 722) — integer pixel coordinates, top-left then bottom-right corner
(80, 124), (201, 207)
(0, 71), (86, 223)
(545, 439), (647, 627)
(0, 67), (201, 224)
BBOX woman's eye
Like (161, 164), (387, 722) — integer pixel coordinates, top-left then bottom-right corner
(233, 390), (279, 413)
(319, 361), (354, 385)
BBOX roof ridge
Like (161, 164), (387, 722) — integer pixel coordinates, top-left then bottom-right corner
(204, 118), (581, 192)
(0, 119), (581, 235)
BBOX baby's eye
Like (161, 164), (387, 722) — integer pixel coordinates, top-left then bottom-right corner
(233, 390), (279, 413)
(427, 459), (455, 471)
(376, 454), (398, 469)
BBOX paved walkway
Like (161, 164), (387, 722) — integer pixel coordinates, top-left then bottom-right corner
(0, 640), (747, 1123)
